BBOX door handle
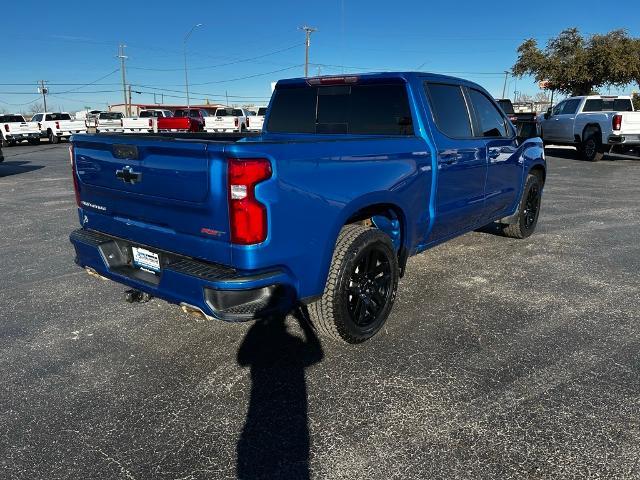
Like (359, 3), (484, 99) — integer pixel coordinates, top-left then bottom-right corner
(439, 155), (457, 165)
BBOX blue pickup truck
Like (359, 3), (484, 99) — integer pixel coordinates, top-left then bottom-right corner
(69, 72), (546, 344)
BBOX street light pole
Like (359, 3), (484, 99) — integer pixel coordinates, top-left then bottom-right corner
(184, 23), (203, 109)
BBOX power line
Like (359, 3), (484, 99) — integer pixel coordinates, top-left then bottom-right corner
(189, 65), (304, 86)
(129, 43), (303, 72)
(0, 96), (42, 107)
(56, 69), (120, 95)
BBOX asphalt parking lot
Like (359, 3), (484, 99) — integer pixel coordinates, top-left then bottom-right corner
(1, 143), (639, 479)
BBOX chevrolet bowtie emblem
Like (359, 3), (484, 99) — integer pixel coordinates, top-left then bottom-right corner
(116, 166), (142, 184)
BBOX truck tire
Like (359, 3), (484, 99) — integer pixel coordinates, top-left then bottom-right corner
(1, 138), (9, 147)
(308, 224), (399, 344)
(48, 131), (59, 144)
(581, 134), (604, 162)
(503, 173), (543, 239)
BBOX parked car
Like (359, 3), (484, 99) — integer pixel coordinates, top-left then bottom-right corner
(247, 107), (267, 132)
(204, 107), (249, 133)
(496, 99), (539, 139)
(83, 110), (103, 127)
(31, 112), (87, 144)
(122, 109), (173, 133)
(0, 114), (41, 146)
(538, 95), (640, 161)
(157, 108), (207, 132)
(69, 72), (545, 344)
(94, 112), (124, 133)
(123, 109), (173, 133)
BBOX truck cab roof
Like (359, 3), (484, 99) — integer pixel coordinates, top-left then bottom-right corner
(276, 71), (485, 89)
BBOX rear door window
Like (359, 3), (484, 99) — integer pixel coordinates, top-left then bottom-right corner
(424, 83), (472, 138)
(468, 89), (509, 137)
(561, 99), (581, 114)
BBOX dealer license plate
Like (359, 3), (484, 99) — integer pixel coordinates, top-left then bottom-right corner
(132, 247), (161, 273)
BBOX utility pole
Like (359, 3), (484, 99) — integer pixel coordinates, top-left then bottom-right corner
(38, 80), (48, 112)
(300, 26), (317, 77)
(184, 24), (203, 109)
(117, 44), (129, 116)
(501, 71), (509, 99)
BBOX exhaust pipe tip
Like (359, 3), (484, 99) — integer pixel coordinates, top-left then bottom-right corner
(85, 267), (108, 281)
(180, 303), (214, 322)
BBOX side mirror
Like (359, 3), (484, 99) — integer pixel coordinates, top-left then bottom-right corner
(544, 107), (552, 120)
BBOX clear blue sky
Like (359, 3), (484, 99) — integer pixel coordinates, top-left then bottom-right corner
(2, 0), (639, 113)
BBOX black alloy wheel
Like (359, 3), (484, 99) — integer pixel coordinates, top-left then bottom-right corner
(346, 245), (393, 328)
(503, 173), (543, 239)
(308, 224), (399, 344)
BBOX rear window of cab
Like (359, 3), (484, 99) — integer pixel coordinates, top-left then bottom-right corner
(267, 83), (414, 135)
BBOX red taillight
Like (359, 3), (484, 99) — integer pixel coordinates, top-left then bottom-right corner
(235, 117), (239, 127)
(69, 145), (81, 207)
(246, 117), (250, 128)
(307, 75), (359, 86)
(228, 158), (272, 244)
(612, 114), (622, 131)
(3, 124), (8, 132)
(120, 119), (123, 127)
(148, 119), (153, 127)
(55, 121), (60, 129)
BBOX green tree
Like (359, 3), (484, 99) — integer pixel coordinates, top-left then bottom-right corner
(633, 93), (640, 111)
(513, 28), (640, 96)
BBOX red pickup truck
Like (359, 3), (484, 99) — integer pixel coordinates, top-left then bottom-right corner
(157, 109), (207, 132)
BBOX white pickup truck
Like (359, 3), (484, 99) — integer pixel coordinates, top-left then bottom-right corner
(246, 106), (267, 132)
(122, 109), (173, 133)
(204, 107), (249, 133)
(31, 112), (87, 144)
(539, 95), (640, 161)
(94, 112), (124, 133)
(0, 114), (41, 146)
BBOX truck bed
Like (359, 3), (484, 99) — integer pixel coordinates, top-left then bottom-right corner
(103, 132), (260, 142)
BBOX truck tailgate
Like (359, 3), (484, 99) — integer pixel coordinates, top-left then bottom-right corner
(621, 112), (640, 134)
(6, 121), (39, 135)
(73, 135), (232, 263)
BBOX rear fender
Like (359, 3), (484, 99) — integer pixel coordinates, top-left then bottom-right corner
(315, 193), (410, 288)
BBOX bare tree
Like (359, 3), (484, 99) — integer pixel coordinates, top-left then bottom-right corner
(28, 102), (44, 114)
(534, 92), (551, 103)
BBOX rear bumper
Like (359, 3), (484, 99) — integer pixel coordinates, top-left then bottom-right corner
(4, 133), (39, 140)
(70, 228), (296, 321)
(204, 127), (240, 133)
(608, 134), (640, 145)
(48, 130), (87, 137)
